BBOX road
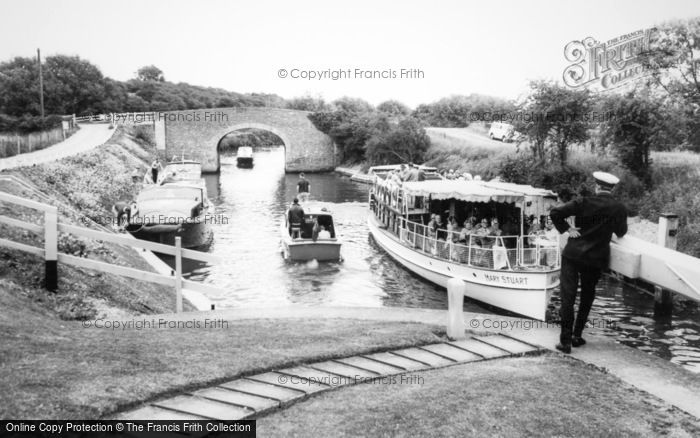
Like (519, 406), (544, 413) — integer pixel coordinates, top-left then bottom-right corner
(0, 123), (116, 171)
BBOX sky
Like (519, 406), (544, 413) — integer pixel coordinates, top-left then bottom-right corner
(1, 0), (700, 108)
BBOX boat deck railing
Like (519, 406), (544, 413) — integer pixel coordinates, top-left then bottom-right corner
(389, 217), (560, 271)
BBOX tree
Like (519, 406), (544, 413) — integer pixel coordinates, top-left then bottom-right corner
(0, 56), (41, 116)
(287, 94), (330, 112)
(515, 81), (592, 164)
(599, 92), (663, 186)
(377, 100), (411, 117)
(136, 65), (164, 82)
(331, 96), (374, 114)
(366, 117), (430, 165)
(638, 18), (700, 151)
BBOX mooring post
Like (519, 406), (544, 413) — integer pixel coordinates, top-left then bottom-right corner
(654, 213), (678, 317)
(44, 206), (58, 292)
(447, 278), (467, 340)
(175, 237), (183, 313)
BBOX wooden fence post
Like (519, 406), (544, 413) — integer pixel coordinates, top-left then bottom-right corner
(655, 213), (678, 318)
(175, 236), (183, 313)
(44, 206), (58, 292)
(447, 278), (467, 340)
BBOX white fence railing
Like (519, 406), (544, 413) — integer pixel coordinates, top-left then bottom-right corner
(372, 209), (560, 271)
(0, 190), (222, 313)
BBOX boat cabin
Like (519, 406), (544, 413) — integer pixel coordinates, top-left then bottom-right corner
(286, 207), (337, 239)
(371, 177), (561, 271)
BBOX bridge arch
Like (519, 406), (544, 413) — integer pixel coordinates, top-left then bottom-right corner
(155, 107), (336, 172)
(214, 123), (291, 169)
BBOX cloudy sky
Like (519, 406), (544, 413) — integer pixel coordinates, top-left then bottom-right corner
(2, 0), (699, 107)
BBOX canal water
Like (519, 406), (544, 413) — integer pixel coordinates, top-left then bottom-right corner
(168, 147), (700, 374)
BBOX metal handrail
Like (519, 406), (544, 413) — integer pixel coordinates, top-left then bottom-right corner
(396, 217), (559, 270)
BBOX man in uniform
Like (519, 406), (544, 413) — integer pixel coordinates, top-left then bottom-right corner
(297, 173), (310, 203)
(549, 171), (627, 353)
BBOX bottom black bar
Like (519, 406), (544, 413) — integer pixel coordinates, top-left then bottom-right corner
(0, 421), (256, 437)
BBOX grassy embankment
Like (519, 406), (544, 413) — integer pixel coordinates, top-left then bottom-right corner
(260, 354), (700, 437)
(423, 126), (700, 258)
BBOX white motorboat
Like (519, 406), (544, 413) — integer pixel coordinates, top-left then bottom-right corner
(281, 204), (341, 261)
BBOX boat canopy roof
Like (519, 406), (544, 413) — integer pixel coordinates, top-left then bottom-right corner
(400, 179), (558, 206)
(238, 146), (253, 157)
(163, 161), (202, 181)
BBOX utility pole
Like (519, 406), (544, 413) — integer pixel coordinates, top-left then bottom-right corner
(37, 48), (45, 122)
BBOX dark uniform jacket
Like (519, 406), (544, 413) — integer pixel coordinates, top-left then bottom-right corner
(288, 204), (305, 225)
(549, 193), (627, 269)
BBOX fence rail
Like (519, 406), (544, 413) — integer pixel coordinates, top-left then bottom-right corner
(0, 190), (223, 312)
(0, 126), (68, 158)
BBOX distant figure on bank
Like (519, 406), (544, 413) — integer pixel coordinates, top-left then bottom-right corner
(112, 201), (132, 230)
(131, 166), (142, 183)
(150, 158), (163, 184)
(288, 198), (305, 238)
(297, 173), (310, 202)
(549, 171), (627, 354)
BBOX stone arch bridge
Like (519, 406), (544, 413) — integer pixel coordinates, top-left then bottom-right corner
(151, 107), (336, 172)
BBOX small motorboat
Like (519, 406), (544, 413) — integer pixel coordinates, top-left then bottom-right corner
(236, 146), (254, 168)
(280, 205), (342, 261)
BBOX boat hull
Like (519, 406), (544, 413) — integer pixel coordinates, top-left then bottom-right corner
(237, 157), (254, 168)
(280, 222), (341, 261)
(368, 215), (558, 320)
(126, 219), (212, 248)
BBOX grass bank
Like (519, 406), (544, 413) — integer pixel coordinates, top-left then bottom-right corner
(0, 125), (191, 320)
(259, 354), (700, 437)
(0, 280), (443, 418)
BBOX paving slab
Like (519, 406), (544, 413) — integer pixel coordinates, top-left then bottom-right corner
(335, 356), (406, 375)
(420, 343), (483, 363)
(391, 347), (456, 367)
(309, 360), (381, 380)
(361, 352), (430, 371)
(246, 372), (325, 394)
(474, 334), (539, 355)
(193, 387), (278, 411)
(152, 395), (250, 420)
(117, 405), (209, 421)
(448, 339), (511, 359)
(219, 379), (304, 403)
(277, 366), (347, 388)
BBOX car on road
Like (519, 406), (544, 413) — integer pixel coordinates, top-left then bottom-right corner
(488, 122), (521, 142)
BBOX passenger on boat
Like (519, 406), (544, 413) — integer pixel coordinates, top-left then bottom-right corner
(150, 158), (163, 184)
(458, 217), (476, 243)
(538, 216), (560, 267)
(446, 216), (460, 243)
(318, 225), (331, 240)
(288, 198), (305, 238)
(297, 173), (310, 203)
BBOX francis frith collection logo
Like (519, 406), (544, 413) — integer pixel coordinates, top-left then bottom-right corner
(563, 28), (655, 90)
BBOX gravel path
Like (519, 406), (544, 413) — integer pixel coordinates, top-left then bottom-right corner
(0, 124), (115, 171)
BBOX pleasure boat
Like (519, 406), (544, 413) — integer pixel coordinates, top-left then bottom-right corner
(368, 169), (561, 320)
(126, 158), (213, 248)
(236, 146), (254, 168)
(280, 204), (342, 261)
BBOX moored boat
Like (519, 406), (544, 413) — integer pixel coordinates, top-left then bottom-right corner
(126, 158), (213, 248)
(236, 146), (254, 168)
(280, 204), (342, 261)
(368, 168), (561, 320)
